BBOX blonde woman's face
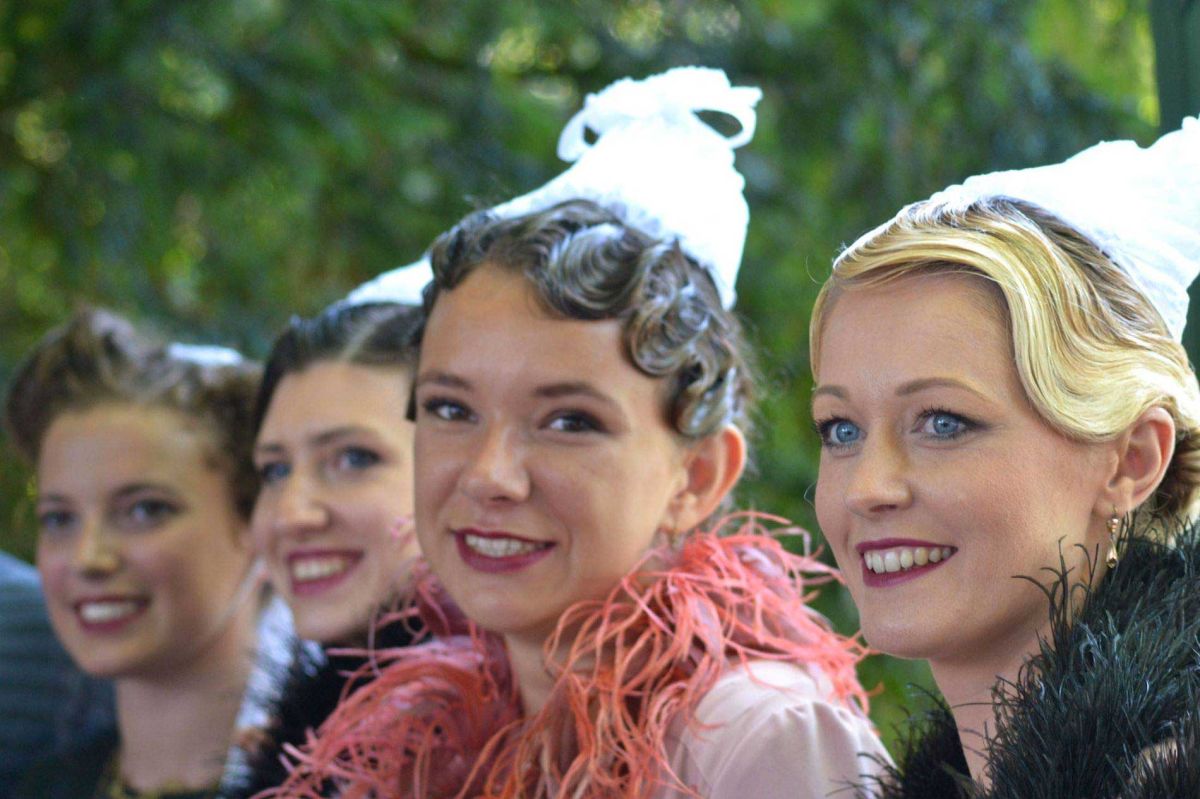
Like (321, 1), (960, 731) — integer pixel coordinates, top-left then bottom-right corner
(812, 272), (1113, 668)
(35, 404), (254, 679)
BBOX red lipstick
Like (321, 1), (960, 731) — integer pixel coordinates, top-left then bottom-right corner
(454, 529), (555, 574)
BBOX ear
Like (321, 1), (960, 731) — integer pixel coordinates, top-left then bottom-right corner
(1098, 407), (1176, 515)
(669, 425), (747, 532)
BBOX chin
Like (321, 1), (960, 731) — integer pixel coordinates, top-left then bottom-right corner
(858, 617), (950, 661)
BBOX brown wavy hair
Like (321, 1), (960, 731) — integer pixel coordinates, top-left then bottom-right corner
(5, 307), (262, 519)
(420, 199), (756, 440)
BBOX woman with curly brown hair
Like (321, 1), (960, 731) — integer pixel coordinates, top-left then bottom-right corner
(6, 308), (263, 799)
(267, 68), (887, 799)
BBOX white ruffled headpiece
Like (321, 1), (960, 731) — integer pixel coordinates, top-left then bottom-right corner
(849, 117), (1200, 340)
(343, 260), (433, 307)
(167, 342), (244, 367)
(360, 67), (760, 310)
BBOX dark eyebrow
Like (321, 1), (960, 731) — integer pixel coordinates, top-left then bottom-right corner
(414, 371), (472, 392)
(256, 425), (379, 455)
(534, 381), (618, 407)
(37, 483), (181, 507)
(112, 483), (181, 501)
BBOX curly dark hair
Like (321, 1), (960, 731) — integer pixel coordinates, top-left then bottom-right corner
(253, 300), (422, 436)
(420, 199), (756, 440)
(4, 307), (262, 519)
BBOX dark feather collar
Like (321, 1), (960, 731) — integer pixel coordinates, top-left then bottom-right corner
(220, 619), (417, 799)
(863, 519), (1200, 799)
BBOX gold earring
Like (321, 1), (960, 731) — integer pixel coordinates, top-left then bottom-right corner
(1106, 506), (1122, 569)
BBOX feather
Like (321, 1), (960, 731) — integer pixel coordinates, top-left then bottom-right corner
(868, 517), (1200, 799)
(262, 513), (870, 799)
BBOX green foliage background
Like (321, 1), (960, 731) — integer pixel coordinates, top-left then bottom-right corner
(0, 0), (1169, 745)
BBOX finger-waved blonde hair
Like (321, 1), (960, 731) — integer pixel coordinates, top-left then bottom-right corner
(810, 197), (1200, 523)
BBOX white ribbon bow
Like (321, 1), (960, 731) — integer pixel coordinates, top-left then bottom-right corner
(354, 67), (761, 310)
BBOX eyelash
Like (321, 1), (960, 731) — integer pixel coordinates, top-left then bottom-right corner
(811, 407), (978, 449)
(547, 410), (605, 434)
(420, 397), (472, 422)
(812, 416), (858, 450)
(916, 406), (977, 440)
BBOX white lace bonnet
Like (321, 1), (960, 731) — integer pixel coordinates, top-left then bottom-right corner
(344, 66), (762, 309)
(843, 116), (1200, 341)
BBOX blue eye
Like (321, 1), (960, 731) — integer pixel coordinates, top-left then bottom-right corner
(919, 410), (972, 440)
(335, 447), (381, 471)
(257, 461), (290, 485)
(125, 498), (179, 528)
(816, 418), (862, 449)
(37, 509), (76, 535)
(421, 398), (472, 423)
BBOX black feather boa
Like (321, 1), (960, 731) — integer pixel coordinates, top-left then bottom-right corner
(220, 620), (416, 799)
(861, 519), (1200, 799)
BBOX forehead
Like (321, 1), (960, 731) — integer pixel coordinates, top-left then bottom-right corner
(260, 361), (411, 436)
(421, 265), (638, 384)
(38, 403), (216, 491)
(815, 272), (1017, 394)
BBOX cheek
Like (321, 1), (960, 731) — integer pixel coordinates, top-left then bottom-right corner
(35, 539), (72, 603)
(249, 501), (277, 556)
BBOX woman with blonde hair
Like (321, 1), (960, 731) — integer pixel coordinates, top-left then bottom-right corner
(809, 119), (1200, 796)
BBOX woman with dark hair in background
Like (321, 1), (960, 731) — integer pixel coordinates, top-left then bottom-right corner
(269, 68), (886, 799)
(222, 271), (429, 799)
(5, 308), (263, 799)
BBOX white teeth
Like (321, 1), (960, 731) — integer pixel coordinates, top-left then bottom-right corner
(464, 534), (545, 558)
(79, 600), (141, 623)
(863, 546), (953, 574)
(291, 555), (354, 583)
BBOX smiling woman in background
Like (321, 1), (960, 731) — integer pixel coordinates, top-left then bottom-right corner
(810, 119), (1200, 797)
(5, 308), (262, 799)
(223, 282), (428, 799)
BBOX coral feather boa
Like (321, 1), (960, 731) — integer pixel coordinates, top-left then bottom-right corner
(263, 513), (870, 799)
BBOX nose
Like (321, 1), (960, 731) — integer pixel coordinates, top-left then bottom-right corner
(459, 424), (530, 505)
(843, 433), (913, 518)
(269, 472), (330, 538)
(73, 518), (120, 577)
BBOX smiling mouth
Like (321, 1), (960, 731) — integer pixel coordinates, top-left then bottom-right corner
(287, 551), (363, 593)
(454, 529), (555, 573)
(74, 598), (148, 629)
(462, 532), (550, 558)
(861, 545), (955, 575)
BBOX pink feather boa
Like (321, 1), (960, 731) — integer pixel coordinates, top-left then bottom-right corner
(262, 514), (870, 799)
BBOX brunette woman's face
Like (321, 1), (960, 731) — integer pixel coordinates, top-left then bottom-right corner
(252, 361), (417, 644)
(812, 272), (1112, 668)
(35, 404), (254, 679)
(413, 265), (692, 645)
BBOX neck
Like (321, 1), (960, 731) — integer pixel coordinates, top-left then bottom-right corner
(929, 622), (1047, 789)
(115, 600), (257, 792)
(504, 631), (556, 717)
